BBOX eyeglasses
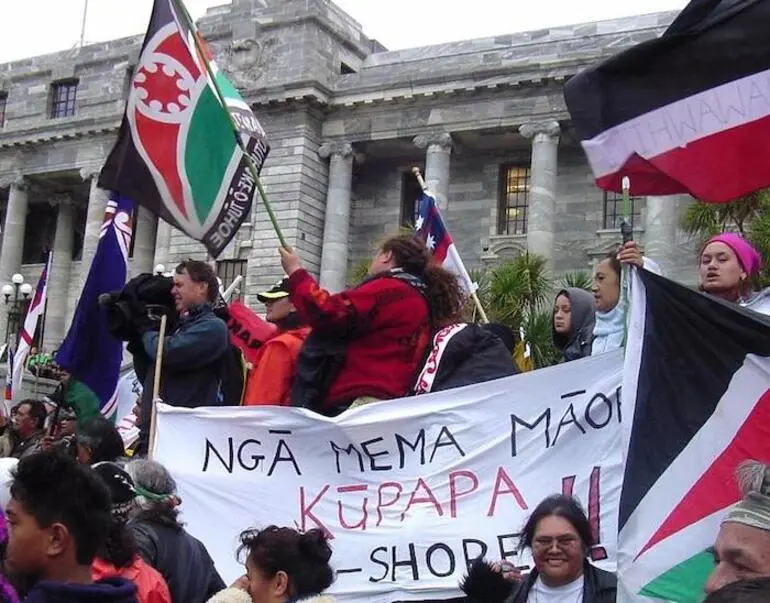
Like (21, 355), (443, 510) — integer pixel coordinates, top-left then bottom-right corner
(532, 535), (580, 551)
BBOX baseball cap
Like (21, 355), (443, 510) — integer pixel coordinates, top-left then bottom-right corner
(257, 278), (290, 303)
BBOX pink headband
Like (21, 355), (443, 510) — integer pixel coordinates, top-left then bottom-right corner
(704, 233), (763, 276)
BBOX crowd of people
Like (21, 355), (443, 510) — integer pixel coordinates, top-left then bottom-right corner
(551, 233), (770, 363)
(0, 229), (768, 602)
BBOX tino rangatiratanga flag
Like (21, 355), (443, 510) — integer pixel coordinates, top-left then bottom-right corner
(564, 0), (770, 203)
(618, 268), (770, 601)
(99, 0), (270, 257)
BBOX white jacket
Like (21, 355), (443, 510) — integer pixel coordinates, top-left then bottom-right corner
(207, 588), (336, 603)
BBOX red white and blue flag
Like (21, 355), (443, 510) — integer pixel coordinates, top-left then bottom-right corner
(415, 191), (476, 294)
(11, 253), (51, 401)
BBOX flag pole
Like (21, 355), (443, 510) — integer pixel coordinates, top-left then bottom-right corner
(148, 313), (168, 461)
(620, 176), (632, 347)
(411, 167), (490, 324)
(169, 0), (287, 249)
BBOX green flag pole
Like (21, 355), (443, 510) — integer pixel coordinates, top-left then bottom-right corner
(169, 0), (288, 249)
(620, 176), (632, 347)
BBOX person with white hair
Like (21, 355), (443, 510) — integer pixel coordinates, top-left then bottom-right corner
(705, 460), (770, 595)
(125, 459), (224, 603)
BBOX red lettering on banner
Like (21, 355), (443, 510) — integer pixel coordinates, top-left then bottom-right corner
(401, 478), (444, 520)
(299, 485), (333, 538)
(337, 484), (369, 531)
(376, 482), (404, 527)
(487, 467), (528, 516)
(449, 470), (479, 518)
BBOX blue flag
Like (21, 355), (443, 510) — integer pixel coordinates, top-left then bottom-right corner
(56, 193), (134, 418)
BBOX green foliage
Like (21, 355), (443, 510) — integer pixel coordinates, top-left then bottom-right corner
(347, 259), (370, 287)
(471, 253), (559, 369)
(560, 271), (593, 292)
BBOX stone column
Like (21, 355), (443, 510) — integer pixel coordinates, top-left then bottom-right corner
(79, 168), (110, 280)
(131, 206), (158, 275)
(45, 196), (74, 351)
(413, 133), (453, 208)
(519, 121), (561, 266)
(0, 174), (29, 288)
(644, 196), (679, 271)
(317, 142), (354, 293)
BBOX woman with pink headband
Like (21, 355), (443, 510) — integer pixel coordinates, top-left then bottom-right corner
(699, 233), (770, 315)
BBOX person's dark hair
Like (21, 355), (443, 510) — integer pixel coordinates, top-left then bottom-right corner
(99, 518), (137, 569)
(598, 250), (622, 279)
(18, 399), (47, 431)
(237, 526), (334, 599)
(380, 234), (466, 327)
(10, 451), (112, 566)
(519, 494), (594, 554)
(76, 418), (125, 464)
(705, 577), (770, 603)
(482, 323), (517, 355)
(176, 259), (219, 303)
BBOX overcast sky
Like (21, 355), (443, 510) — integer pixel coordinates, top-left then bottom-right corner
(1, 0), (689, 64)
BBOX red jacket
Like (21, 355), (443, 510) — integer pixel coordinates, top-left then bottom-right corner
(287, 269), (430, 407)
(243, 326), (311, 406)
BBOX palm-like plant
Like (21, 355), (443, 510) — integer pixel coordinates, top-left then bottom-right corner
(561, 271), (593, 292)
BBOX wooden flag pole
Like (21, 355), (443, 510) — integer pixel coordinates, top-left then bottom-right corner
(148, 313), (168, 460)
(411, 167), (490, 324)
(170, 0), (288, 249)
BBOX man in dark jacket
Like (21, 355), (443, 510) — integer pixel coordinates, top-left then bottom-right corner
(136, 260), (228, 455)
(5, 451), (138, 603)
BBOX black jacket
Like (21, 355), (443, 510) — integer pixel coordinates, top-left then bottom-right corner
(130, 518), (225, 603)
(415, 323), (519, 394)
(23, 578), (137, 603)
(552, 288), (596, 363)
(505, 563), (616, 603)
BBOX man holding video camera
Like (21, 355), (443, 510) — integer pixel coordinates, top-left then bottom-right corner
(135, 260), (229, 455)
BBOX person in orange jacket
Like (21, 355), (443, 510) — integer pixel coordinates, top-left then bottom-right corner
(243, 279), (310, 406)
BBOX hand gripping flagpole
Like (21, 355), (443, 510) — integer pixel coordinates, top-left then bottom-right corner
(170, 0), (288, 249)
(148, 313), (168, 461)
(411, 167), (490, 324)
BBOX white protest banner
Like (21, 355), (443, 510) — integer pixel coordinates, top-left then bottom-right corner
(153, 350), (624, 603)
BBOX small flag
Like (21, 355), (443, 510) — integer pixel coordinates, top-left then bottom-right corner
(56, 194), (134, 419)
(415, 191), (476, 294)
(618, 268), (770, 601)
(564, 0), (770, 203)
(98, 0), (270, 257)
(11, 254), (51, 401)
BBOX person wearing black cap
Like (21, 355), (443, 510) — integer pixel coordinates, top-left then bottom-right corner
(243, 279), (310, 406)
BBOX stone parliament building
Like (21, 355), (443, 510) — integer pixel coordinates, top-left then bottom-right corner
(0, 0), (696, 352)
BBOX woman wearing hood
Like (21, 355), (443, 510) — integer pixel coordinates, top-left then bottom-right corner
(552, 288), (595, 362)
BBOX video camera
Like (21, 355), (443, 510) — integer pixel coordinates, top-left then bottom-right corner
(99, 273), (179, 342)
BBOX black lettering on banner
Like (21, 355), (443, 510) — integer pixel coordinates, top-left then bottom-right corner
(429, 426), (465, 463)
(585, 393), (613, 429)
(391, 543), (419, 582)
(462, 539), (488, 570)
(330, 441), (364, 473)
(267, 439), (301, 476)
(560, 389), (586, 399)
(396, 429), (426, 468)
(552, 403), (586, 446)
(369, 547), (389, 583)
(615, 386), (623, 423)
(426, 543), (456, 578)
(497, 532), (520, 562)
(360, 437), (393, 471)
(237, 439), (265, 471)
(203, 438), (234, 473)
(510, 409), (551, 457)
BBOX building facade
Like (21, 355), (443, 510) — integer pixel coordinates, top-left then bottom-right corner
(0, 0), (697, 352)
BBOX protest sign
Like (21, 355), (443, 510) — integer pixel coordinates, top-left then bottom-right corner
(153, 350), (624, 602)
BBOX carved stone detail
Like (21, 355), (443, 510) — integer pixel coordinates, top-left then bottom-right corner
(413, 132), (453, 150)
(217, 37), (276, 91)
(317, 142), (354, 160)
(519, 120), (561, 140)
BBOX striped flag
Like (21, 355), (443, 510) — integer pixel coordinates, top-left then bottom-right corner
(11, 254), (51, 401)
(56, 194), (133, 420)
(564, 0), (770, 202)
(415, 191), (476, 294)
(618, 269), (770, 601)
(4, 344), (13, 408)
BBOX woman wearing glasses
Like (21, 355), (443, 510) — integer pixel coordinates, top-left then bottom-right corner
(461, 494), (616, 603)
